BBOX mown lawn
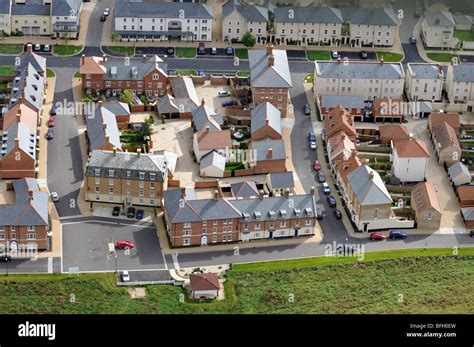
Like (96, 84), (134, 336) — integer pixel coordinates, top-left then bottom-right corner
(235, 48), (248, 60)
(176, 69), (197, 76)
(176, 47), (196, 58)
(376, 51), (404, 62)
(454, 30), (474, 42)
(47, 68), (55, 78)
(306, 50), (330, 61)
(0, 249), (473, 314)
(427, 52), (456, 62)
(0, 44), (23, 55)
(53, 45), (83, 56)
(107, 46), (135, 56)
(0, 65), (15, 76)
(236, 70), (250, 77)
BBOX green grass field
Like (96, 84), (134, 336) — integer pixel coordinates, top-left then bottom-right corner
(47, 68), (55, 78)
(53, 45), (83, 56)
(427, 52), (456, 62)
(0, 249), (473, 314)
(235, 48), (248, 60)
(306, 50), (330, 61)
(176, 69), (197, 76)
(236, 70), (250, 77)
(376, 51), (404, 62)
(107, 46), (135, 56)
(0, 65), (15, 76)
(176, 47), (196, 58)
(0, 44), (23, 55)
(454, 30), (474, 42)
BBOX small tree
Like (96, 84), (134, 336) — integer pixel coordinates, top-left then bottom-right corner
(61, 33), (69, 45)
(242, 32), (256, 48)
(111, 32), (118, 42)
(120, 89), (135, 104)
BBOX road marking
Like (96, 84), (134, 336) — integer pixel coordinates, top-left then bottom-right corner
(60, 267), (169, 274)
(48, 257), (53, 273)
(171, 253), (180, 269)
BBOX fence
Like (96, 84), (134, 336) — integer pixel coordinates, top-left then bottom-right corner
(385, 184), (415, 194)
(194, 180), (219, 189)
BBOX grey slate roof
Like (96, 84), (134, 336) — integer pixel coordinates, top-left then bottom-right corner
(200, 150), (226, 172)
(18, 49), (47, 77)
(192, 105), (221, 132)
(163, 188), (241, 223)
(170, 77), (200, 105)
(0, 178), (48, 227)
(222, 0), (268, 22)
(85, 149), (166, 181)
(10, 63), (45, 111)
(274, 5), (343, 24)
(454, 14), (473, 26)
(424, 11), (455, 27)
(0, 0), (11, 15)
(348, 165), (392, 205)
(103, 55), (167, 81)
(1, 121), (36, 160)
(341, 7), (398, 26)
(251, 139), (286, 161)
(448, 161), (471, 180)
(100, 102), (130, 116)
(452, 64), (474, 82)
(52, 0), (82, 16)
(251, 102), (281, 135)
(321, 95), (365, 110)
(115, 0), (213, 19)
(461, 207), (474, 222)
(249, 49), (292, 88)
(157, 94), (198, 115)
(408, 63), (443, 79)
(11, 0), (50, 16)
(230, 194), (316, 222)
(85, 103), (122, 151)
(267, 171), (294, 189)
(316, 61), (404, 80)
(231, 181), (259, 198)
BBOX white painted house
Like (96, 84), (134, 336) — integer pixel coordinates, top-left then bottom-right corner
(391, 138), (430, 182)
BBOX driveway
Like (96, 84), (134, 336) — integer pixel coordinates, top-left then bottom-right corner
(62, 221), (167, 272)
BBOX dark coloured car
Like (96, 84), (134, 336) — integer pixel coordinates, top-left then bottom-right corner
(318, 171), (326, 183)
(100, 15), (106, 22)
(327, 195), (336, 208)
(334, 209), (342, 219)
(136, 209), (144, 220)
(198, 43), (205, 55)
(316, 208), (323, 220)
(0, 255), (12, 263)
(469, 230), (474, 237)
(166, 47), (174, 55)
(360, 51), (368, 59)
(303, 103), (311, 115)
(50, 106), (57, 116)
(226, 47), (233, 55)
(112, 206), (120, 217)
(308, 132), (316, 141)
(222, 100), (237, 107)
(46, 128), (54, 140)
(389, 230), (407, 240)
(127, 207), (136, 218)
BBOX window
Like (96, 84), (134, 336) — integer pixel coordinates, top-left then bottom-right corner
(184, 222), (191, 228)
(11, 233), (16, 240)
(202, 228), (207, 235)
(374, 208), (379, 219)
(27, 226), (35, 231)
(109, 187), (114, 194)
(0, 234), (4, 240)
(223, 235), (227, 242)
(108, 179), (114, 186)
(202, 221), (207, 226)
(255, 232), (260, 238)
(183, 239), (190, 246)
(94, 169), (100, 176)
(213, 220), (218, 225)
(212, 227), (217, 234)
(305, 219), (312, 226)
(11, 226), (15, 232)
(255, 223), (261, 230)
(212, 236), (217, 243)
(183, 230), (192, 236)
(228, 227), (232, 233)
(223, 227), (227, 233)
(280, 221), (286, 228)
(139, 172), (145, 180)
(95, 186), (100, 193)
(428, 212), (433, 221)
(150, 173), (156, 180)
(27, 233), (36, 240)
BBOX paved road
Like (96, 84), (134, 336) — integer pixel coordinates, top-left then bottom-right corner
(395, 0), (421, 44)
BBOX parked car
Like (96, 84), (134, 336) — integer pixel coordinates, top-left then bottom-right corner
(415, 11), (421, 18)
(0, 255), (12, 263)
(47, 117), (56, 127)
(136, 209), (144, 220)
(100, 15), (106, 22)
(226, 47), (233, 55)
(331, 50), (339, 59)
(198, 42), (205, 55)
(50, 105), (57, 116)
(218, 90), (231, 97)
(410, 36), (417, 44)
(402, 116), (409, 123)
(308, 132), (316, 141)
(211, 47), (218, 55)
(389, 230), (407, 240)
(43, 44), (50, 52)
(316, 208), (323, 220)
(46, 128), (54, 140)
(115, 240), (136, 249)
(197, 69), (205, 76)
(322, 182), (330, 194)
(327, 195), (336, 207)
(103, 8), (110, 16)
(360, 51), (368, 59)
(333, 209), (342, 219)
(309, 141), (317, 150)
(355, 138), (360, 146)
(121, 270), (130, 282)
(34, 43), (41, 51)
(469, 230), (474, 237)
(112, 206), (120, 217)
(222, 100), (237, 107)
(126, 207), (136, 218)
(370, 232), (386, 241)
(313, 159), (321, 171)
(166, 47), (174, 55)
(318, 171), (326, 183)
(303, 103), (311, 115)
(50, 192), (59, 202)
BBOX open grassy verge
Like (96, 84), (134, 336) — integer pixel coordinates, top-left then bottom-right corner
(235, 48), (248, 60)
(0, 65), (14, 76)
(376, 51), (404, 62)
(0, 44), (23, 55)
(53, 45), (83, 56)
(47, 68), (55, 78)
(427, 52), (456, 62)
(306, 50), (330, 61)
(107, 46), (135, 56)
(176, 47), (196, 58)
(236, 70), (250, 77)
(454, 30), (474, 42)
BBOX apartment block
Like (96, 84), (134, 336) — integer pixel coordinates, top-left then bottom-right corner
(314, 60), (405, 100)
(113, 0), (213, 42)
(84, 149), (168, 207)
(446, 63), (474, 106)
(405, 63), (444, 102)
(222, 0), (268, 43)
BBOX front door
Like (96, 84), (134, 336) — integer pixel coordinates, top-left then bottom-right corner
(269, 231), (273, 239)
(201, 235), (208, 246)
(294, 229), (299, 237)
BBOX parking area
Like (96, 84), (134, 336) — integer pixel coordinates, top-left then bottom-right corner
(23, 43), (52, 55)
(62, 221), (167, 272)
(195, 82), (234, 115)
(331, 51), (377, 61)
(92, 205), (155, 222)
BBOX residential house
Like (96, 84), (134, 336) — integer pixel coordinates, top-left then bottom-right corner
(200, 150), (226, 178)
(334, 152), (362, 194)
(51, 0), (82, 39)
(379, 124), (409, 144)
(448, 162), (472, 186)
(461, 207), (474, 228)
(411, 182), (442, 230)
(250, 102), (281, 141)
(113, 0), (213, 42)
(92, 101), (131, 130)
(273, 5), (343, 46)
(318, 95), (365, 121)
(0, 178), (49, 250)
(454, 15), (473, 31)
(345, 165), (414, 231)
(193, 129), (232, 162)
(314, 60), (405, 100)
(456, 185), (474, 208)
(222, 0), (268, 43)
(85, 102), (123, 152)
(11, 0), (51, 36)
(84, 149), (168, 207)
(446, 63), (474, 106)
(249, 139), (286, 174)
(249, 44), (292, 116)
(421, 11), (457, 49)
(191, 100), (221, 133)
(405, 63), (444, 102)
(372, 98), (404, 123)
(266, 171), (295, 195)
(189, 273), (220, 300)
(0, 1), (11, 35)
(391, 137), (430, 182)
(428, 112), (461, 165)
(327, 132), (356, 165)
(79, 54), (168, 98)
(322, 105), (357, 142)
(340, 7), (399, 47)
(230, 181), (259, 198)
(157, 76), (200, 119)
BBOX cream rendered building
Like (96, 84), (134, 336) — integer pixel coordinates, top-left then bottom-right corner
(421, 11), (458, 49)
(446, 63), (474, 106)
(314, 60), (405, 100)
(11, 0), (51, 36)
(222, 0), (268, 43)
(405, 63), (444, 102)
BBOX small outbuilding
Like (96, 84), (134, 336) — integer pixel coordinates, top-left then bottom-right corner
(189, 273), (220, 300)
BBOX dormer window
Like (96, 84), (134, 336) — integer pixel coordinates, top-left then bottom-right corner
(94, 169), (100, 176)
(108, 170), (114, 177)
(139, 172), (145, 180)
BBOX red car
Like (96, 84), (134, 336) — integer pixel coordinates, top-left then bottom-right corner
(370, 232), (386, 241)
(47, 117), (56, 127)
(115, 240), (135, 249)
(313, 160), (321, 171)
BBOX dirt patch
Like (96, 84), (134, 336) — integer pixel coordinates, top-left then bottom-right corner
(128, 287), (147, 299)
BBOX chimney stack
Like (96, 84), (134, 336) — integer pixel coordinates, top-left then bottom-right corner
(81, 54), (85, 66)
(14, 137), (19, 148)
(368, 170), (374, 180)
(201, 98), (205, 106)
(310, 186), (315, 195)
(16, 110), (21, 121)
(137, 148), (141, 157)
(214, 190), (219, 200)
(113, 147), (117, 156)
(28, 189), (33, 201)
(266, 43), (273, 56)
(27, 44), (32, 53)
(284, 189), (290, 198)
(258, 189), (264, 200)
(180, 187), (186, 198)
(205, 125), (210, 132)
(163, 54), (168, 64)
(102, 122), (107, 129)
(268, 54), (275, 67)
(143, 54), (147, 63)
(267, 148), (273, 159)
(102, 54), (107, 62)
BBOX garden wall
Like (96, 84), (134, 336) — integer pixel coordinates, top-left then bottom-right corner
(168, 179), (181, 187)
(194, 181), (219, 189)
(224, 107), (251, 117)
